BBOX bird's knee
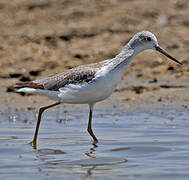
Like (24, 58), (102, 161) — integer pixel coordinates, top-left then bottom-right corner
(87, 127), (91, 133)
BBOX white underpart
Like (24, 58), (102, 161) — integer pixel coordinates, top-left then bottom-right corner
(17, 88), (59, 101)
(58, 62), (130, 104)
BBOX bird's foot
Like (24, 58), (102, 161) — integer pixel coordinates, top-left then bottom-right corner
(92, 139), (98, 147)
(28, 140), (37, 149)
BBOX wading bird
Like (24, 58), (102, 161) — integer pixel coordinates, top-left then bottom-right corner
(15, 31), (182, 148)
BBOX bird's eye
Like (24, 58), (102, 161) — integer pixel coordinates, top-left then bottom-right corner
(147, 37), (151, 41)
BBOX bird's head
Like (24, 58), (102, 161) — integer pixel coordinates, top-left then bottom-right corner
(129, 31), (182, 65)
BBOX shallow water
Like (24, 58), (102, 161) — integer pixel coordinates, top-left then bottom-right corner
(0, 108), (189, 180)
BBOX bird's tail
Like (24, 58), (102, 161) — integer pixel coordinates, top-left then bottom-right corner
(14, 82), (44, 89)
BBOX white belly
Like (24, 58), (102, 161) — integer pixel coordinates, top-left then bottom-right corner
(58, 67), (125, 104)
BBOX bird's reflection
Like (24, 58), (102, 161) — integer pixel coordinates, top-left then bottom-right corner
(32, 140), (128, 179)
(84, 165), (97, 178)
(85, 142), (98, 158)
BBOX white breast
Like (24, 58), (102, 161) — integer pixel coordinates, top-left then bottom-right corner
(58, 65), (125, 104)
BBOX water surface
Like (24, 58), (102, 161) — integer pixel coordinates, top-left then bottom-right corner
(0, 108), (189, 180)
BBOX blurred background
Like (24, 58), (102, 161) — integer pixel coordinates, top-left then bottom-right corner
(0, 0), (188, 109)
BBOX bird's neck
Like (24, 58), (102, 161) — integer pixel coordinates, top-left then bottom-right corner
(108, 44), (136, 72)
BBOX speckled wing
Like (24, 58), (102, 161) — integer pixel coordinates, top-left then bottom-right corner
(14, 59), (110, 91)
(35, 67), (97, 91)
(15, 63), (105, 91)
